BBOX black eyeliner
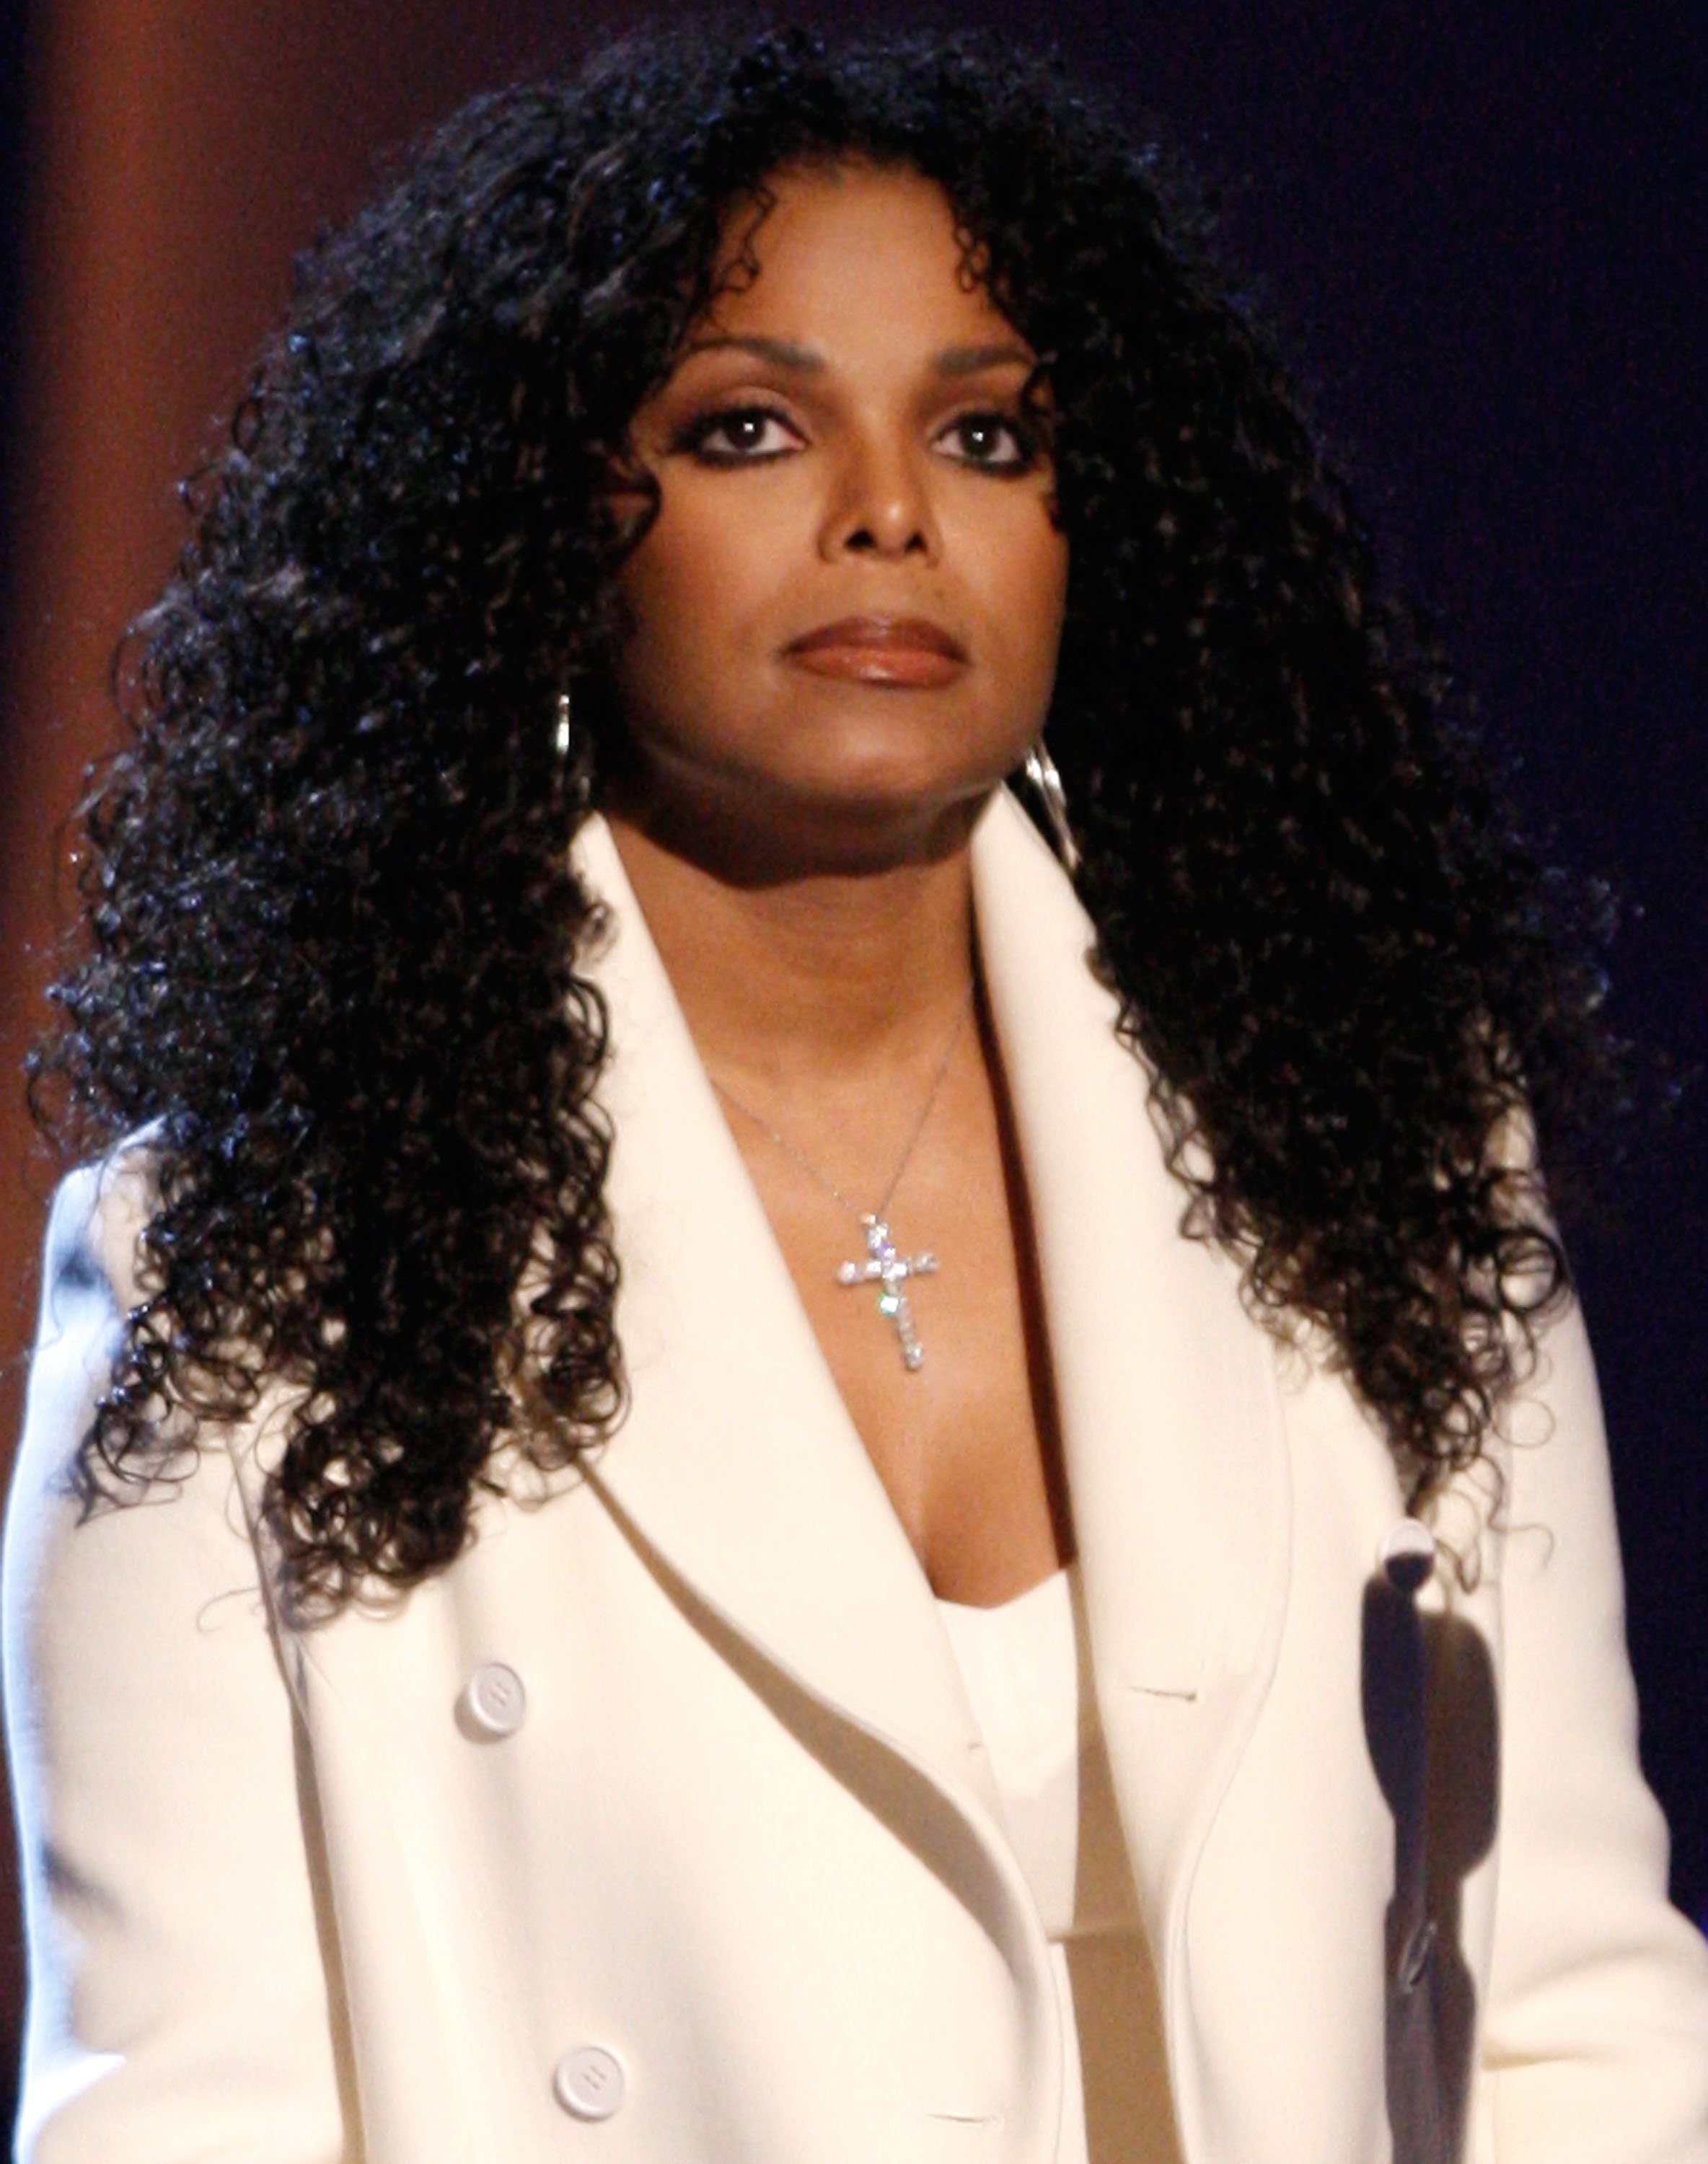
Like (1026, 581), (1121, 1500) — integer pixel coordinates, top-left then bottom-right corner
(666, 401), (798, 463)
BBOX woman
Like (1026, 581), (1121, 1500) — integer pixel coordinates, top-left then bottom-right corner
(6, 23), (1707, 2163)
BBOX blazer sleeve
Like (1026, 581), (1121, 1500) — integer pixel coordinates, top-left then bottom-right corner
(1471, 1292), (1708, 2162)
(2, 1155), (355, 2163)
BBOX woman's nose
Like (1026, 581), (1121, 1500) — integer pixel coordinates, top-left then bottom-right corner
(817, 432), (940, 563)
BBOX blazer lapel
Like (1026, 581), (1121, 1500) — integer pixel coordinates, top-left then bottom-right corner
(972, 793), (1290, 1944)
(572, 814), (990, 1797)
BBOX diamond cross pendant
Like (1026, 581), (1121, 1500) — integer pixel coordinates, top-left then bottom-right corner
(836, 1214), (938, 1371)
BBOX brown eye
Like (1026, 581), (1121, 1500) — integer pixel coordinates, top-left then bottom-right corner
(676, 404), (804, 463)
(936, 411), (1036, 471)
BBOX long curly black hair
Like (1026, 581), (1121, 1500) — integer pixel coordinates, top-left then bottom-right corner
(33, 22), (1612, 1615)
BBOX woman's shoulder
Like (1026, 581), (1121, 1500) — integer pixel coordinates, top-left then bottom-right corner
(11, 1125), (181, 1535)
(37, 1124), (165, 1324)
(15, 1127), (305, 1592)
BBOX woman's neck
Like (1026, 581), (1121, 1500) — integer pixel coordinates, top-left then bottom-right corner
(602, 799), (982, 1094)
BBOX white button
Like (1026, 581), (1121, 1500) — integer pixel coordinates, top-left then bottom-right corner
(459, 1661), (527, 1738)
(1379, 1519), (1436, 1594)
(554, 2044), (626, 2120)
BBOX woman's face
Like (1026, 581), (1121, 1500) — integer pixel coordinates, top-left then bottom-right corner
(607, 162), (1069, 867)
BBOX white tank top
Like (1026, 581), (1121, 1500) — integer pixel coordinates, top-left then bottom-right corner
(938, 1566), (1177, 2164)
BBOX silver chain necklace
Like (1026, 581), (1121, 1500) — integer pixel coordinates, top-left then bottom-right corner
(710, 991), (974, 1373)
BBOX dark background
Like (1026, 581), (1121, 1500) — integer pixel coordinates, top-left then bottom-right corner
(0, 0), (27, 682)
(1, 0), (1702, 2110)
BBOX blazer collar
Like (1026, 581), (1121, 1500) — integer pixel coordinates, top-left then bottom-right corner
(576, 793), (1287, 1914)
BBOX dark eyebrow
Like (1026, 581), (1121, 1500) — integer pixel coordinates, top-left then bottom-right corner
(932, 343), (1039, 377)
(679, 335), (825, 371)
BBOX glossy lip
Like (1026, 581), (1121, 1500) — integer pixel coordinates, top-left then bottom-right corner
(783, 615), (969, 689)
(783, 615), (968, 661)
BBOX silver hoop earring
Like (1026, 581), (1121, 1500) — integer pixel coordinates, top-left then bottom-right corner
(553, 687), (594, 817)
(1022, 739), (1080, 874)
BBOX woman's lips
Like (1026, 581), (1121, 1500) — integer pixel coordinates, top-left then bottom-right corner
(783, 615), (968, 689)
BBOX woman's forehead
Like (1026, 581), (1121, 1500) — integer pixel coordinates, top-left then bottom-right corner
(688, 163), (1024, 361)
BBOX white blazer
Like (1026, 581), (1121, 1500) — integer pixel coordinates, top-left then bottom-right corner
(7, 791), (1708, 2164)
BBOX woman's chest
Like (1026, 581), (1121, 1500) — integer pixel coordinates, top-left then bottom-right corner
(725, 1026), (1073, 1605)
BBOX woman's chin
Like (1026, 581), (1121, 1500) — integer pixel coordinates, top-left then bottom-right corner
(612, 761), (992, 881)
